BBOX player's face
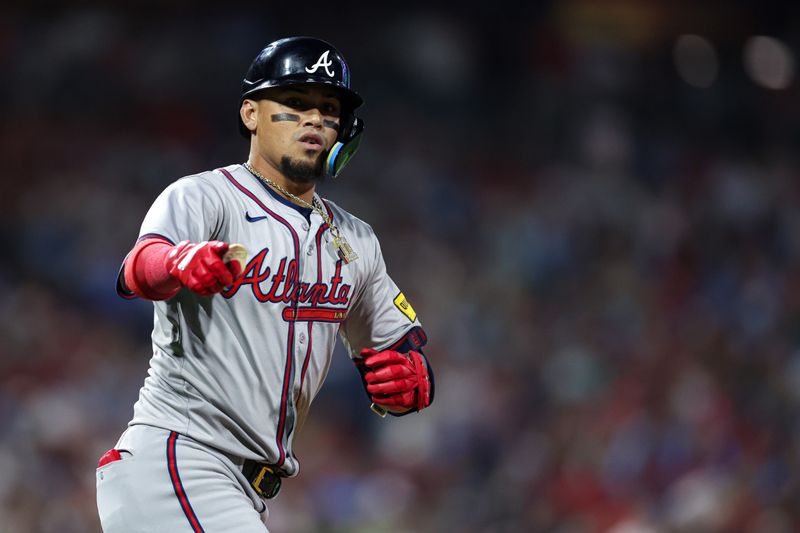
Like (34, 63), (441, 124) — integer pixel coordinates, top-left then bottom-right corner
(249, 86), (342, 183)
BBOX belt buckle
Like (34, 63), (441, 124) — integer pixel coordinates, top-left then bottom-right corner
(252, 465), (281, 499)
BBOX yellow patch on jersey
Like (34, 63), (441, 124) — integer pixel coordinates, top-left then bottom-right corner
(393, 292), (417, 322)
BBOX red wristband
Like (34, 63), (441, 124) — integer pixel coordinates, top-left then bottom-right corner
(123, 238), (181, 301)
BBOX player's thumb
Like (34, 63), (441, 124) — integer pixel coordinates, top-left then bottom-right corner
(227, 260), (243, 280)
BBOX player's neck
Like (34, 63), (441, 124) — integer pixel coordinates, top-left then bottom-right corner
(246, 158), (316, 205)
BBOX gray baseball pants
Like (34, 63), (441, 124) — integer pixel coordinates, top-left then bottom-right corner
(96, 424), (270, 532)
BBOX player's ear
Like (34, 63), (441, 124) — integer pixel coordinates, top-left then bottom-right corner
(240, 99), (258, 134)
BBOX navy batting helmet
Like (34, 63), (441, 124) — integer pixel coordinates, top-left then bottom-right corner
(238, 36), (364, 177)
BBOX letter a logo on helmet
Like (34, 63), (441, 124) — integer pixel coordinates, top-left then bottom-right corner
(305, 50), (335, 77)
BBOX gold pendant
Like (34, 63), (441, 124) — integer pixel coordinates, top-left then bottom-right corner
(333, 234), (358, 264)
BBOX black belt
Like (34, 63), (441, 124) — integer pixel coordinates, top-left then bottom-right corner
(242, 460), (283, 499)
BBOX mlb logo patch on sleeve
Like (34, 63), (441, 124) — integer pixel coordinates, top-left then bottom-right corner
(393, 292), (417, 322)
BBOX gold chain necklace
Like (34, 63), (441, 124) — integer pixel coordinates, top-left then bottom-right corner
(243, 162), (358, 264)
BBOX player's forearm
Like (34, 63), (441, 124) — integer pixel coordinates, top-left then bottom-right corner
(123, 238), (182, 301)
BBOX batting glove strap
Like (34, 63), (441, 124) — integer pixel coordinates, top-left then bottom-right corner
(389, 351), (434, 417)
(411, 351), (433, 411)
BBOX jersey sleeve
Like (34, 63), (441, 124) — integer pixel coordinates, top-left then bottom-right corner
(339, 228), (427, 358)
(138, 175), (225, 244)
(116, 174), (225, 298)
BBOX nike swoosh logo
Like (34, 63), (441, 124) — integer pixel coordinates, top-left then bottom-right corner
(245, 212), (268, 223)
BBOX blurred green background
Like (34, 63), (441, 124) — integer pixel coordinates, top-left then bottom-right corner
(2, 1), (800, 532)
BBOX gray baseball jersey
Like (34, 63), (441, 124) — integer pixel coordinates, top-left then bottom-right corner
(118, 163), (426, 476)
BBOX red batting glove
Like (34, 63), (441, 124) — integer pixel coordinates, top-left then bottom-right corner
(360, 348), (432, 412)
(165, 240), (242, 297)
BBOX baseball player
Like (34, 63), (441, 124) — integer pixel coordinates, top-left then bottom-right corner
(95, 36), (434, 532)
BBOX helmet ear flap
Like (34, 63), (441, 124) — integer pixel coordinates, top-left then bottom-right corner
(326, 114), (364, 178)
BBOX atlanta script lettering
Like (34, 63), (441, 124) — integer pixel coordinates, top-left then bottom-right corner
(222, 248), (351, 306)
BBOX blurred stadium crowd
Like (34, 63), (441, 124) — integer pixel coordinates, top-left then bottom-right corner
(2, 2), (800, 532)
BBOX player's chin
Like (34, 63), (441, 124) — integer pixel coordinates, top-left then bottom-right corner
(280, 154), (326, 184)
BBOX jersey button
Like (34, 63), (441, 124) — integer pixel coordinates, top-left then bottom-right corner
(299, 333), (306, 343)
(302, 222), (309, 231)
(306, 245), (314, 255)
